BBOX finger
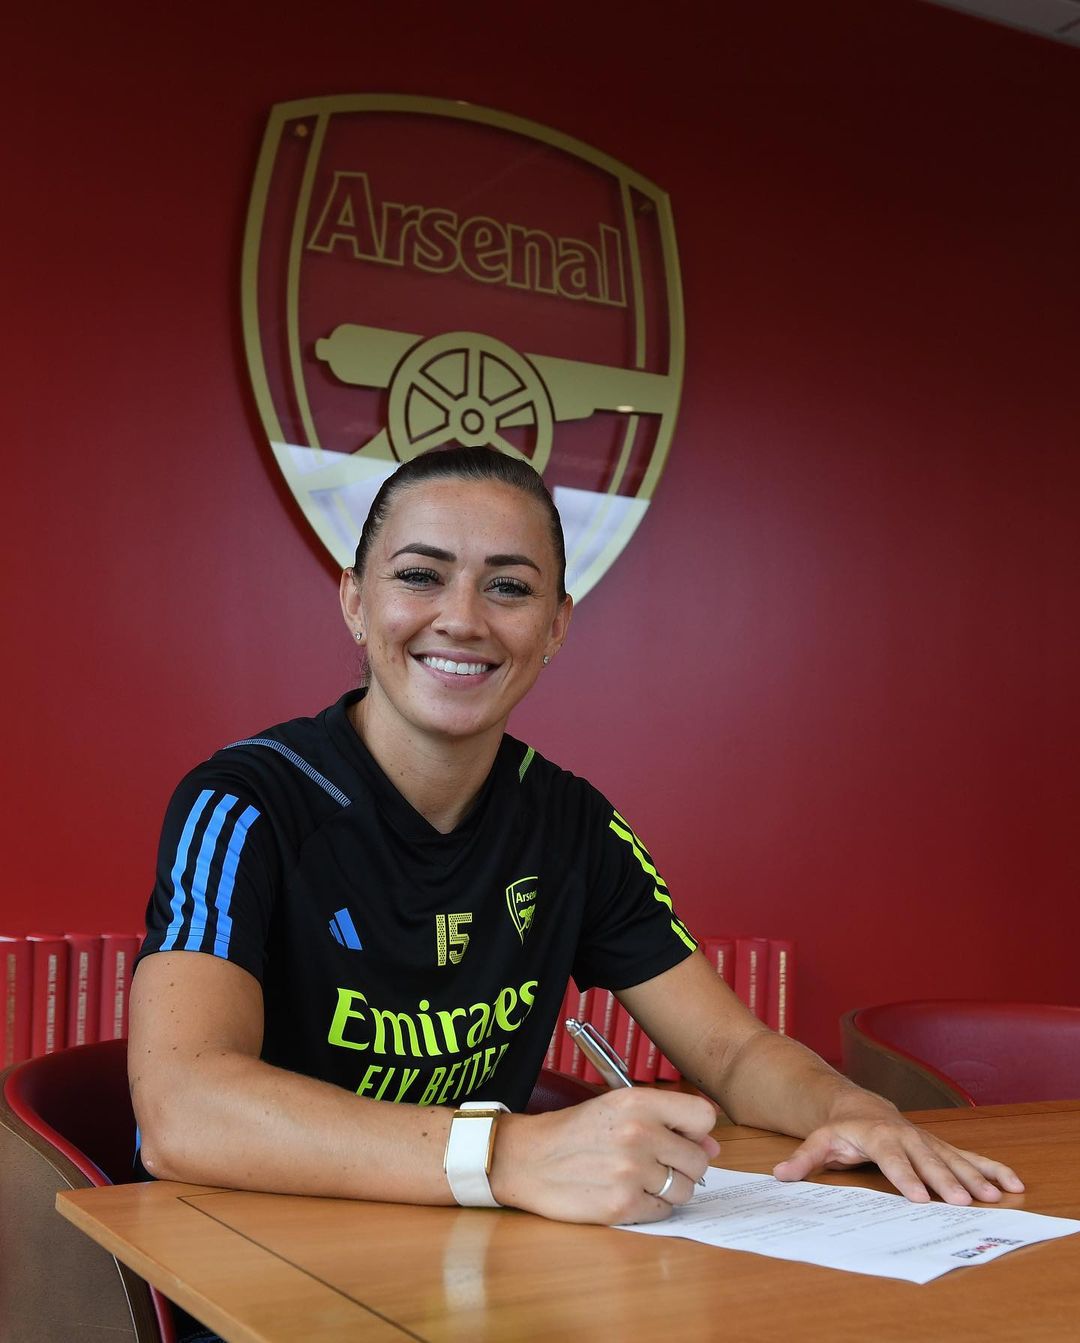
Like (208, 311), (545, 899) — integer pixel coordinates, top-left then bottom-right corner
(647, 1161), (701, 1206)
(868, 1142), (938, 1203)
(654, 1130), (713, 1187)
(602, 1086), (719, 1144)
(772, 1131), (837, 1182)
(649, 1163), (676, 1198)
(602, 1089), (716, 1184)
(914, 1144), (1025, 1203)
(644, 1085), (720, 1138)
(952, 1147), (1026, 1195)
(872, 1134), (996, 1205)
(647, 1163), (677, 1201)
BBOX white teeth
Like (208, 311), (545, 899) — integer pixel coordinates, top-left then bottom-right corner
(420, 656), (491, 676)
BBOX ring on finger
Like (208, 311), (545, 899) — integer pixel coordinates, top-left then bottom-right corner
(654, 1165), (676, 1200)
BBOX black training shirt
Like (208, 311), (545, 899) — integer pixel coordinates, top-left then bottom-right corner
(140, 690), (697, 1111)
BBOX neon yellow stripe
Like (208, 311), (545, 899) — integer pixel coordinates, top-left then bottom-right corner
(609, 815), (661, 881)
(608, 812), (697, 952)
(669, 919), (698, 952)
(518, 745), (535, 782)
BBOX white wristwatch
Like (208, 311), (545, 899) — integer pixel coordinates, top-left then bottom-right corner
(443, 1101), (510, 1207)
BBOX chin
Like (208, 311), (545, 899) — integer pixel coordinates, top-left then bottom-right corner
(397, 696), (496, 739)
(428, 712), (504, 741)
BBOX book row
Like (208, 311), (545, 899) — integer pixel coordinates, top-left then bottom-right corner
(1, 933), (143, 1067)
(548, 936), (795, 1085)
(1, 931), (794, 1081)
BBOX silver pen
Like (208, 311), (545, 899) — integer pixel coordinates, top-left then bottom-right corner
(564, 1017), (707, 1185)
(565, 1017), (633, 1089)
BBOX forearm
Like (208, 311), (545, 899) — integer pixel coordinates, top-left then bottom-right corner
(133, 1049), (721, 1224)
(702, 1028), (896, 1136)
(129, 956), (723, 1223)
(133, 1049), (457, 1205)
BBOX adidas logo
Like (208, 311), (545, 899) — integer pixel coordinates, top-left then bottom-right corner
(329, 907), (363, 950)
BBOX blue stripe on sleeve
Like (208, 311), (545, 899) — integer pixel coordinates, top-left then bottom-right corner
(183, 794), (238, 952)
(212, 804), (260, 957)
(162, 790), (214, 951)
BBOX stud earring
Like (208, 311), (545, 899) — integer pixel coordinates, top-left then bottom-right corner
(354, 630), (363, 642)
(542, 655), (551, 665)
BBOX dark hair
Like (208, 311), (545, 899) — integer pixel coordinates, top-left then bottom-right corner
(352, 446), (567, 600)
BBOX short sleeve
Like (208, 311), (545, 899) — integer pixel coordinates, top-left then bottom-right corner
(139, 768), (277, 983)
(572, 801), (698, 992)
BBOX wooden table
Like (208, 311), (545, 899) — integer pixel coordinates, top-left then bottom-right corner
(57, 1101), (1080, 1342)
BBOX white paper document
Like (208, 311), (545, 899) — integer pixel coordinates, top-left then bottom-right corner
(617, 1168), (1080, 1283)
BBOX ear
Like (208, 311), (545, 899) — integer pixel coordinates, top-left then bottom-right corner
(545, 594), (573, 660)
(339, 568), (364, 638)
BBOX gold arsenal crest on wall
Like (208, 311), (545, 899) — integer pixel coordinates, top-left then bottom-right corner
(242, 95), (684, 599)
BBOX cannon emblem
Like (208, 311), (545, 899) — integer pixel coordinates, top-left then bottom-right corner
(242, 95), (684, 599)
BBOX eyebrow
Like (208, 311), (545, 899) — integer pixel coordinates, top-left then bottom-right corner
(389, 542), (541, 574)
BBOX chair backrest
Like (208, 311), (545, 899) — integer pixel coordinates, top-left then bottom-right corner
(841, 1008), (973, 1109)
(0, 1039), (174, 1343)
(526, 1067), (604, 1113)
(842, 1000), (1080, 1108)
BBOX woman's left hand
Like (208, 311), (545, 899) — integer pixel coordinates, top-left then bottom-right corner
(619, 956), (1026, 1207)
(772, 1102), (1026, 1205)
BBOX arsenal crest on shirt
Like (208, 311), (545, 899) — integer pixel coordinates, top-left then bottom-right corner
(505, 875), (538, 943)
(242, 95), (684, 599)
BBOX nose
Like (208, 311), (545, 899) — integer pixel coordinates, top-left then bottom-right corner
(431, 578), (488, 642)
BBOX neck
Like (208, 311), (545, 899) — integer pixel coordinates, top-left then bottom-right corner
(349, 693), (504, 834)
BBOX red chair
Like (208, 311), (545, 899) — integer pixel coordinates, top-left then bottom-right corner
(0, 1038), (175, 1342)
(841, 1000), (1080, 1109)
(1, 1036), (600, 1341)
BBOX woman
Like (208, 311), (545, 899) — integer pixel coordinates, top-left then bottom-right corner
(131, 445), (1021, 1236)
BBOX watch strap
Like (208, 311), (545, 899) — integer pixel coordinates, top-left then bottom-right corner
(443, 1101), (509, 1207)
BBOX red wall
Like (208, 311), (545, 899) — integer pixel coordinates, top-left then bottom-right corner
(6, 0), (1078, 1059)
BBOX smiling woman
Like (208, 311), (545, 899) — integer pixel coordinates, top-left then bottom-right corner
(128, 445), (1023, 1343)
(339, 454), (571, 806)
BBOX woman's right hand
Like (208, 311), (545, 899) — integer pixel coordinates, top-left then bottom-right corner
(490, 1088), (719, 1224)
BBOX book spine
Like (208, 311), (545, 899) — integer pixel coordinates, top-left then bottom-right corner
(611, 1003), (637, 1071)
(703, 936), (735, 987)
(0, 936), (33, 1067)
(98, 935), (140, 1041)
(28, 935), (68, 1057)
(559, 985), (592, 1076)
(765, 939), (795, 1036)
(544, 1022), (560, 1071)
(65, 933), (103, 1048)
(623, 1014), (640, 1074)
(545, 982), (572, 1070)
(656, 1050), (680, 1083)
(734, 936), (770, 1021)
(632, 1026), (659, 1084)
(582, 989), (618, 1086)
